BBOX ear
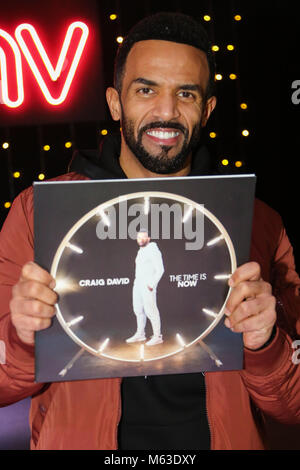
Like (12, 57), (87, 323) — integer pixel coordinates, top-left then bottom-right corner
(201, 95), (217, 127)
(106, 87), (122, 121)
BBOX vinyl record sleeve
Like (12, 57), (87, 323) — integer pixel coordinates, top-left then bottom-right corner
(34, 174), (256, 382)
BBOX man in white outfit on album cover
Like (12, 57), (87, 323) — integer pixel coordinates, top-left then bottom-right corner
(126, 229), (165, 346)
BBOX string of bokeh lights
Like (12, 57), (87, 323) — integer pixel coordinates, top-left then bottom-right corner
(1, 11), (250, 211)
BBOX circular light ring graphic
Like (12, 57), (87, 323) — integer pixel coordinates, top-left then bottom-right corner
(51, 191), (237, 362)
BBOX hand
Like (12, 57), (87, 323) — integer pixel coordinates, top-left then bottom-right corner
(224, 262), (276, 350)
(10, 261), (58, 345)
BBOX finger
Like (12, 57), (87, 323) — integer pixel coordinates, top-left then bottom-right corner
(10, 297), (56, 319)
(228, 306), (276, 333)
(226, 281), (272, 315)
(12, 280), (58, 305)
(225, 296), (275, 329)
(19, 261), (56, 288)
(229, 261), (261, 287)
(11, 312), (52, 333)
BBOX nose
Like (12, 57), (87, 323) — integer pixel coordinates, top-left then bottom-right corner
(151, 91), (180, 122)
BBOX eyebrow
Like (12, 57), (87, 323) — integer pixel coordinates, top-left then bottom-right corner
(131, 77), (159, 87)
(130, 77), (203, 95)
(180, 84), (202, 94)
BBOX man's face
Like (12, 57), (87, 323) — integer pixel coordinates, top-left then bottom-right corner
(137, 231), (150, 247)
(108, 40), (216, 174)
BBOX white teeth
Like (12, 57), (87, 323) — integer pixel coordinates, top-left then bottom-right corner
(146, 130), (180, 139)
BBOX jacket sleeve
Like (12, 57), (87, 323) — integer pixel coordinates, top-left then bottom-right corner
(251, 199), (300, 338)
(271, 224), (300, 338)
(243, 201), (300, 424)
(149, 243), (165, 289)
(241, 327), (300, 424)
(0, 187), (44, 406)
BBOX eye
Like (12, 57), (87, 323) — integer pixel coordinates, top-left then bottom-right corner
(178, 90), (196, 100)
(137, 87), (154, 96)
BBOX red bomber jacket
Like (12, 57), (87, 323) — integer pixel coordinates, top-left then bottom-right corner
(0, 171), (300, 450)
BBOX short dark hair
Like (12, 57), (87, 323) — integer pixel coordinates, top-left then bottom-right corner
(114, 12), (216, 99)
(138, 228), (149, 236)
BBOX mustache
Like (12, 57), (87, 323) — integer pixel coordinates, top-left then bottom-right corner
(139, 121), (188, 136)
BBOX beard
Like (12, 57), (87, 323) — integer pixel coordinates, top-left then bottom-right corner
(121, 113), (203, 174)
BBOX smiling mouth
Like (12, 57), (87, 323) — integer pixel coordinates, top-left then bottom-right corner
(145, 128), (181, 146)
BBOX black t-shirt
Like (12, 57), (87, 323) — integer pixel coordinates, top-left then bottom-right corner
(118, 372), (210, 450)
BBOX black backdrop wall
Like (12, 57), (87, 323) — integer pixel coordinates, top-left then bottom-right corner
(0, 0), (299, 450)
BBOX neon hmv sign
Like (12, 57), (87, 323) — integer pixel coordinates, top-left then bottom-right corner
(0, 21), (89, 108)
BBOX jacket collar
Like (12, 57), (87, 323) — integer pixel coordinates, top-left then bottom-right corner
(68, 132), (214, 180)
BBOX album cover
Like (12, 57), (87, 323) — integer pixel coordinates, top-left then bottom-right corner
(34, 174), (256, 382)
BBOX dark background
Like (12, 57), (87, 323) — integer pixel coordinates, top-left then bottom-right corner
(0, 0), (299, 450)
(0, 0), (300, 273)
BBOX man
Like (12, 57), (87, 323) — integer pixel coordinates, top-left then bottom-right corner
(127, 230), (164, 346)
(0, 12), (299, 450)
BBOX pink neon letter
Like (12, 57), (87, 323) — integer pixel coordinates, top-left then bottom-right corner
(15, 21), (89, 106)
(0, 29), (24, 108)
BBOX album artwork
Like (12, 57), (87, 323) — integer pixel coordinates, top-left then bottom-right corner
(34, 174), (256, 382)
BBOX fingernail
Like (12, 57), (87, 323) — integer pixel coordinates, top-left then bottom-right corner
(224, 307), (231, 316)
(49, 279), (56, 289)
(228, 278), (234, 287)
(224, 318), (231, 328)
